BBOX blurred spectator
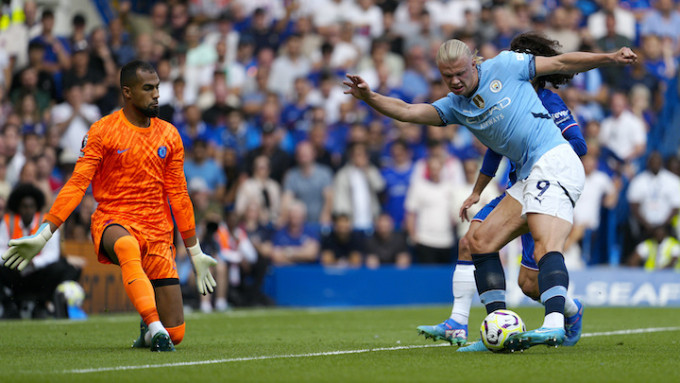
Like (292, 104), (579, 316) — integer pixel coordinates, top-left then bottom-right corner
(244, 123), (292, 184)
(0, 183), (80, 319)
(405, 156), (456, 264)
(588, 0), (636, 42)
(282, 141), (333, 225)
(640, 34), (676, 85)
(411, 139), (465, 186)
(16, 93), (46, 136)
(29, 9), (71, 77)
(50, 83), (100, 160)
(108, 17), (136, 67)
(596, 11), (634, 87)
(365, 213), (411, 269)
(214, 108), (260, 160)
(268, 33), (311, 99)
(545, 7), (581, 52)
(381, 140), (413, 230)
(62, 193), (95, 241)
(204, 12), (240, 66)
(184, 139), (226, 201)
(628, 225), (680, 270)
(598, 91), (647, 172)
(333, 142), (385, 233)
(69, 14), (88, 53)
(567, 151), (621, 264)
(0, 156), (10, 199)
(451, 158), (498, 241)
(352, 0), (384, 40)
(2, 123), (25, 187)
(177, 104), (212, 151)
(639, 0), (680, 47)
(235, 155), (281, 225)
(627, 151), (680, 243)
(213, 40), (247, 97)
(308, 119), (339, 171)
(158, 77), (189, 125)
(320, 213), (364, 267)
(270, 200), (320, 265)
(11, 41), (57, 107)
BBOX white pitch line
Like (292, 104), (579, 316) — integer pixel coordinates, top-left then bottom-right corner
(64, 326), (680, 374)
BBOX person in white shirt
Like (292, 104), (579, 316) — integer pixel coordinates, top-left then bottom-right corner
(598, 91), (647, 167)
(627, 151), (680, 239)
(50, 83), (101, 160)
(405, 155), (456, 264)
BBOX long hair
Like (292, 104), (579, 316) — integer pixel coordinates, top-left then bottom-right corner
(436, 39), (484, 66)
(509, 32), (573, 89)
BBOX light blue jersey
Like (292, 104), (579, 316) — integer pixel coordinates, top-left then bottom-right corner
(432, 51), (568, 180)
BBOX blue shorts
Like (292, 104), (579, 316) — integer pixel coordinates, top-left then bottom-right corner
(472, 193), (538, 271)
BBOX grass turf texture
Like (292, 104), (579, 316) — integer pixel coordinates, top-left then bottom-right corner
(0, 306), (678, 383)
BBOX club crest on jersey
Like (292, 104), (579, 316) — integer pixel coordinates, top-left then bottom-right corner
(490, 80), (502, 93)
(472, 94), (485, 109)
(158, 146), (167, 159)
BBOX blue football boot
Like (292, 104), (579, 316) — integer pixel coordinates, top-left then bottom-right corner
(505, 327), (565, 352)
(456, 340), (490, 352)
(132, 319), (149, 348)
(564, 299), (584, 346)
(417, 318), (467, 346)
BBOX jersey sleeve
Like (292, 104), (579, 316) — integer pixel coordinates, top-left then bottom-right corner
(540, 89), (587, 156)
(431, 95), (461, 126)
(480, 149), (503, 178)
(495, 51), (536, 82)
(46, 124), (104, 226)
(164, 128), (196, 240)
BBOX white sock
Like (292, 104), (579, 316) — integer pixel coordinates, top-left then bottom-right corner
(542, 312), (564, 328)
(564, 297), (578, 317)
(450, 264), (476, 325)
(148, 320), (168, 341)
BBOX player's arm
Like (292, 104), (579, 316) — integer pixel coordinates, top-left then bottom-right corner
(343, 74), (443, 126)
(543, 93), (587, 156)
(3, 129), (102, 271)
(534, 47), (637, 77)
(164, 134), (217, 295)
(459, 150), (498, 222)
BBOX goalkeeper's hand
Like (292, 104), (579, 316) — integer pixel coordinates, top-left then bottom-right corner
(2, 223), (53, 271)
(187, 243), (217, 295)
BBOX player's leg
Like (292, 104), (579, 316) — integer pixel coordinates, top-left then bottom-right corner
(504, 144), (584, 351)
(417, 220), (481, 345)
(101, 224), (173, 351)
(519, 233), (584, 346)
(154, 283), (185, 346)
(467, 195), (528, 315)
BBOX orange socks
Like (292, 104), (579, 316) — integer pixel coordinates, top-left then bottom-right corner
(114, 236), (159, 325)
(167, 323), (186, 345)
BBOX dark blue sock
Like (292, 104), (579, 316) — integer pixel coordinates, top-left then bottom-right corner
(538, 251), (569, 316)
(472, 252), (506, 314)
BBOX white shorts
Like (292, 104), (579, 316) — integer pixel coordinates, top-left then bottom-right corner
(506, 144), (585, 224)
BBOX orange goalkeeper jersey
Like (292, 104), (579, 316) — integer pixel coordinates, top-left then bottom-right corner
(46, 109), (196, 243)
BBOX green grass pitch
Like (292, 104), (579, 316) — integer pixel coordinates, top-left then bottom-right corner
(0, 306), (678, 383)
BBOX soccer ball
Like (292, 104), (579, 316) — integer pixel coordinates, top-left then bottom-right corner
(480, 309), (526, 351)
(56, 280), (86, 308)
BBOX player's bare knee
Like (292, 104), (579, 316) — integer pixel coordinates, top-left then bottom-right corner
(458, 237), (473, 261)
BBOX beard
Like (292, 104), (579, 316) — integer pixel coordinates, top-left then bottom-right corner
(136, 103), (159, 117)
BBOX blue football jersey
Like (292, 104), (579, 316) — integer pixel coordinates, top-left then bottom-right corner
(432, 51), (568, 180)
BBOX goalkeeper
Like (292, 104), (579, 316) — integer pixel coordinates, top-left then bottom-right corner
(2, 60), (217, 352)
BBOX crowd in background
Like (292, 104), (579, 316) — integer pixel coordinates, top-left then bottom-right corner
(2, 0), (680, 312)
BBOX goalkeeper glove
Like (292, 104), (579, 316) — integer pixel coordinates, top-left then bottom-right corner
(187, 243), (217, 295)
(2, 223), (53, 271)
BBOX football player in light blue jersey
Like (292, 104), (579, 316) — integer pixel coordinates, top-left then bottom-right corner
(344, 35), (636, 351)
(417, 33), (586, 351)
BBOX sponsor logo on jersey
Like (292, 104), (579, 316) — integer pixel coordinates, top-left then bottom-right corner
(158, 146), (168, 159)
(465, 97), (512, 125)
(79, 135), (88, 158)
(472, 94), (485, 109)
(490, 80), (502, 93)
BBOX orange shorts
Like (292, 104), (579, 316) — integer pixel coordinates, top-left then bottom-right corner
(91, 219), (179, 281)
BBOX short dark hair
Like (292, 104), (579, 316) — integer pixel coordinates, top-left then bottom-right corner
(7, 183), (46, 214)
(510, 32), (573, 89)
(120, 60), (156, 89)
